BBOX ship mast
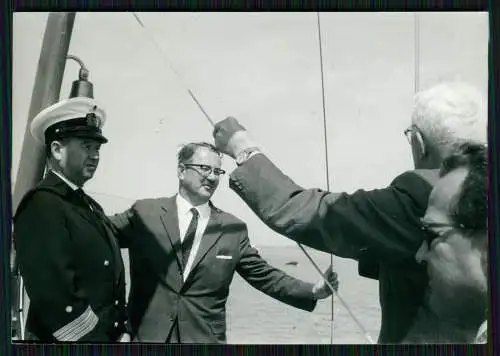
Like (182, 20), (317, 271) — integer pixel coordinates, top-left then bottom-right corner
(11, 12), (76, 340)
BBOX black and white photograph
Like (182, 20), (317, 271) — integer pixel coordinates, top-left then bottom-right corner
(11, 11), (489, 344)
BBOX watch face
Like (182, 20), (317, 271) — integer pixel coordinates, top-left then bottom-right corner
(236, 151), (248, 164)
(237, 148), (260, 164)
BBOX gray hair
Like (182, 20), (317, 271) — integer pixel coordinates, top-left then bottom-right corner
(411, 81), (487, 158)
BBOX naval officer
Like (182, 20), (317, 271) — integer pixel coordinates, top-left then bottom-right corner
(13, 97), (130, 342)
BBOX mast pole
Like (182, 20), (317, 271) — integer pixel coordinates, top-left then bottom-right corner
(11, 12), (76, 340)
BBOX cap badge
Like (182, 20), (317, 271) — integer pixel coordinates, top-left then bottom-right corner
(85, 105), (101, 128)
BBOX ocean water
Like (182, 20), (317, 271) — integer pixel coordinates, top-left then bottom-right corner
(225, 245), (381, 344)
(122, 245), (381, 344)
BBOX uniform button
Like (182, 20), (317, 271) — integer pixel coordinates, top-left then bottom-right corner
(65, 306), (73, 313)
(114, 322), (119, 327)
(104, 260), (110, 266)
(114, 300), (119, 306)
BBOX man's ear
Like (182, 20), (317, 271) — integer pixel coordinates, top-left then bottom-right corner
(177, 164), (184, 180)
(412, 130), (427, 160)
(50, 140), (66, 161)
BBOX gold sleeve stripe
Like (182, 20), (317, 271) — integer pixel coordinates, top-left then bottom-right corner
(53, 306), (99, 341)
(475, 320), (487, 343)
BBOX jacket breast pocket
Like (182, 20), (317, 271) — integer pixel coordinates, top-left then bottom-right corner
(208, 318), (226, 343)
(203, 256), (236, 285)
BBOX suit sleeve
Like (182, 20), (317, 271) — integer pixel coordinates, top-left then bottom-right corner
(236, 229), (317, 312)
(14, 191), (101, 341)
(107, 208), (136, 248)
(230, 154), (435, 264)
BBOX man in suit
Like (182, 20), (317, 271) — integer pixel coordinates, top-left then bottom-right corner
(403, 142), (488, 343)
(13, 97), (130, 342)
(212, 82), (487, 343)
(109, 142), (339, 344)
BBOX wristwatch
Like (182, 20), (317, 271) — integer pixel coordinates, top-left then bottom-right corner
(235, 147), (261, 166)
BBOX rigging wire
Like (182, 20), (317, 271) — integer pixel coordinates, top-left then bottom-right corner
(414, 12), (420, 94)
(86, 190), (139, 202)
(298, 244), (375, 344)
(132, 13), (214, 126)
(315, 12), (335, 344)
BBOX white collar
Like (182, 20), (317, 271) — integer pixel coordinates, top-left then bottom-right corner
(176, 193), (210, 219)
(51, 170), (80, 191)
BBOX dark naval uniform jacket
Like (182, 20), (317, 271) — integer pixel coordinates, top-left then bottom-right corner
(229, 153), (439, 344)
(13, 171), (127, 342)
(109, 196), (317, 343)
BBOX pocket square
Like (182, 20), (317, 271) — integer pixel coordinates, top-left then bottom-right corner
(216, 255), (233, 260)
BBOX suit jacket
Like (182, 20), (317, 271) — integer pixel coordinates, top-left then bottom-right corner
(13, 171), (127, 342)
(229, 153), (439, 343)
(109, 196), (317, 343)
(402, 307), (485, 343)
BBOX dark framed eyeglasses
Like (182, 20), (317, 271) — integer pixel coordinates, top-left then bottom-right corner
(183, 163), (226, 177)
(420, 221), (455, 246)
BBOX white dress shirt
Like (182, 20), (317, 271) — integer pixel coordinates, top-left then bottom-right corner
(176, 193), (211, 281)
(51, 170), (79, 191)
(51, 170), (97, 212)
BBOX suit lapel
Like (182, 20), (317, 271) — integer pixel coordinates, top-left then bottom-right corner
(185, 206), (224, 282)
(159, 197), (184, 272)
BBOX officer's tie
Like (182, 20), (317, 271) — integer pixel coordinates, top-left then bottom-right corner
(76, 188), (98, 213)
(182, 208), (199, 271)
(75, 188), (108, 225)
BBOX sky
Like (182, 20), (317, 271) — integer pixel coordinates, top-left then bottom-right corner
(12, 12), (489, 246)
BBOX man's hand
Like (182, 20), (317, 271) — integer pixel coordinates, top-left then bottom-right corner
(117, 333), (131, 342)
(213, 117), (258, 159)
(312, 265), (339, 300)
